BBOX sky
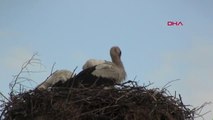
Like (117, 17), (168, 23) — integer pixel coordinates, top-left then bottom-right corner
(0, 0), (213, 119)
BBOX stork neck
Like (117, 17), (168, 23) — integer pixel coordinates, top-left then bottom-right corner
(112, 56), (124, 68)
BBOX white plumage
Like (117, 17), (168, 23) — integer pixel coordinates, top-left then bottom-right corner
(82, 59), (107, 70)
(76, 46), (126, 84)
(36, 70), (74, 90)
(92, 46), (126, 83)
(91, 62), (126, 83)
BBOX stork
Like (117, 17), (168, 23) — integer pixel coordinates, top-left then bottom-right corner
(36, 69), (74, 90)
(70, 46), (126, 87)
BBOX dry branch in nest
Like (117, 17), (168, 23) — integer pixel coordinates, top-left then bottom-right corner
(1, 80), (196, 120)
(9, 53), (43, 96)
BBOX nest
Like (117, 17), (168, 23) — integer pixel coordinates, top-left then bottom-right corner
(1, 81), (195, 120)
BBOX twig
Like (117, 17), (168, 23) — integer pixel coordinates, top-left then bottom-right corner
(0, 92), (9, 102)
(77, 104), (119, 118)
(66, 66), (78, 102)
(50, 62), (56, 75)
(71, 66), (78, 78)
(161, 79), (180, 91)
(9, 53), (42, 95)
(133, 75), (137, 81)
(194, 102), (212, 119)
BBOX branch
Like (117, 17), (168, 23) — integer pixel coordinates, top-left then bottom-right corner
(0, 92), (9, 102)
(161, 79), (180, 91)
(50, 62), (56, 75)
(9, 53), (42, 96)
(194, 102), (212, 119)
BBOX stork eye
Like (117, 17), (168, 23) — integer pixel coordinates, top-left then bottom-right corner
(119, 51), (122, 57)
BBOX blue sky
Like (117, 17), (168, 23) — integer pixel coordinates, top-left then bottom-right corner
(0, 0), (213, 119)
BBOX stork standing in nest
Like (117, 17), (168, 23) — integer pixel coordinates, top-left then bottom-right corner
(70, 46), (126, 87)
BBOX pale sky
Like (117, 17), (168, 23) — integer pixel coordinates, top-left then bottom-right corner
(0, 0), (213, 119)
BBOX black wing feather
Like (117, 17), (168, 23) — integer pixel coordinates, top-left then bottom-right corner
(53, 66), (115, 88)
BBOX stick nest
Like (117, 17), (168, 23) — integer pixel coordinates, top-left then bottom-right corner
(1, 81), (195, 120)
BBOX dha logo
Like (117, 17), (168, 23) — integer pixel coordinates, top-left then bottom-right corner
(167, 21), (183, 26)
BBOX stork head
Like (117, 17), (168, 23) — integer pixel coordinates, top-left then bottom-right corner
(110, 46), (122, 59)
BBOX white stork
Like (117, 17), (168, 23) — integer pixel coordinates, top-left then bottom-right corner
(72, 46), (126, 87)
(36, 69), (74, 90)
